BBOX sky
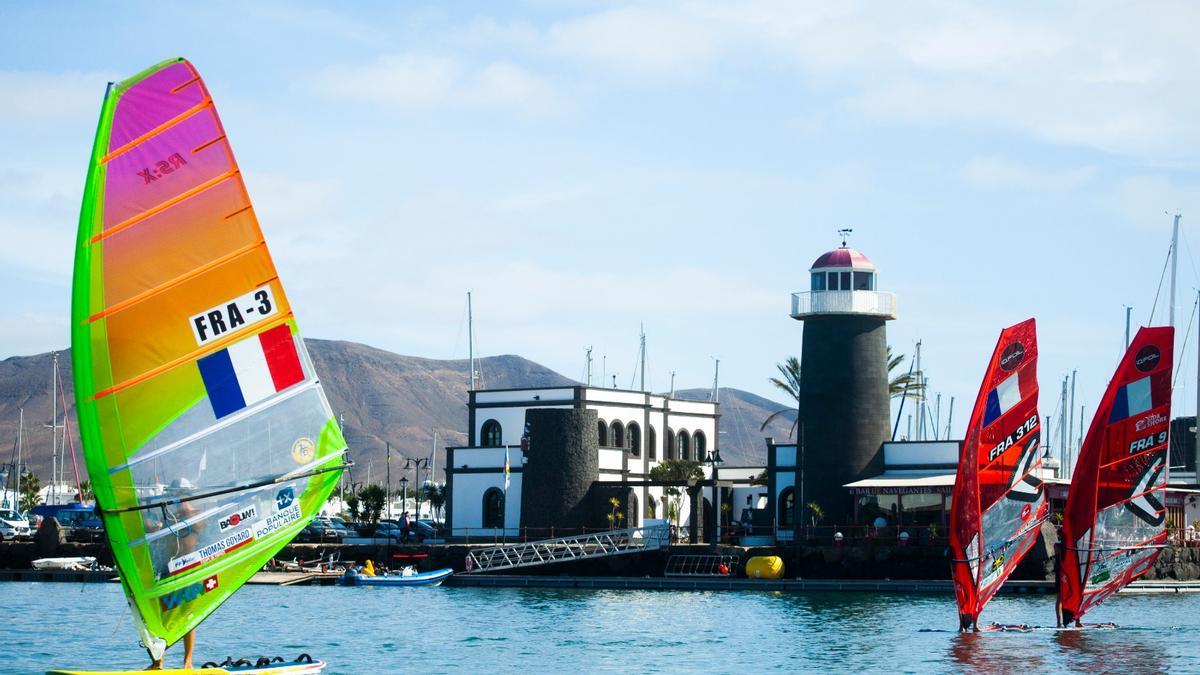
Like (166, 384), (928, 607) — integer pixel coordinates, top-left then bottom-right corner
(3, 1), (1200, 447)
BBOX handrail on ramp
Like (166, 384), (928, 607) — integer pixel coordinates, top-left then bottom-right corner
(466, 521), (670, 574)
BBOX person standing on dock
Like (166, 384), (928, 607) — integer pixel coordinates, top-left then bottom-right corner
(402, 511), (411, 543)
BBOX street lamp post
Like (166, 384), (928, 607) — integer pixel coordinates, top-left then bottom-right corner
(404, 457), (430, 520)
(399, 476), (409, 524)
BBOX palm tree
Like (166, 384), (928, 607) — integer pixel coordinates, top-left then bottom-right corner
(759, 357), (801, 436)
(760, 348), (925, 437)
(887, 346), (925, 399)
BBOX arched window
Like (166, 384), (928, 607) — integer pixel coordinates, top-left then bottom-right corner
(646, 499), (656, 519)
(666, 429), (676, 461)
(611, 421), (625, 449)
(483, 488), (505, 528)
(627, 422), (641, 457)
(597, 420), (608, 447)
(648, 426), (657, 460)
(480, 419), (502, 447)
(627, 490), (639, 528)
(779, 487), (795, 528)
(677, 430), (690, 461)
(693, 431), (707, 461)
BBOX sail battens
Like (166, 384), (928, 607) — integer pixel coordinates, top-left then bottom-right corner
(91, 168), (240, 243)
(170, 76), (202, 94)
(92, 311), (293, 400)
(112, 377), (321, 473)
(86, 240), (267, 324)
(192, 134), (227, 154)
(100, 99), (214, 164)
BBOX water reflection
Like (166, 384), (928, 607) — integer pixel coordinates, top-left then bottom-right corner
(1053, 628), (1164, 673)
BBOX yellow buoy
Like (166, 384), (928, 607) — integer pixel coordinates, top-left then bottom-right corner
(745, 555), (784, 580)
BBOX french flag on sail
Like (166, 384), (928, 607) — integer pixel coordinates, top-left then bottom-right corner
(197, 324), (304, 419)
(983, 368), (1035, 427)
(1109, 373), (1169, 424)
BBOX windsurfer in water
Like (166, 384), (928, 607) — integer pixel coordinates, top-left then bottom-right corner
(146, 478), (201, 670)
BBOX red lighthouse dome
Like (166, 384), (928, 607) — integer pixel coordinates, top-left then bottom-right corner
(810, 246), (876, 271)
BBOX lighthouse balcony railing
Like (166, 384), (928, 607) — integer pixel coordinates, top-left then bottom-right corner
(791, 290), (896, 319)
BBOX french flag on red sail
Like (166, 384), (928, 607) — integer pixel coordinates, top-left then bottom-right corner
(197, 324), (304, 419)
(983, 367), (1035, 428)
(1109, 372), (1170, 424)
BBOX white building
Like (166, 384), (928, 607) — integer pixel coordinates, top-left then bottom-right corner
(445, 386), (719, 537)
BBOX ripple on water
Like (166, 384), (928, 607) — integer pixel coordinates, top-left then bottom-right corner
(7, 583), (1200, 672)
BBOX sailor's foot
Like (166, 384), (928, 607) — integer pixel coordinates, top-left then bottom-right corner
(144, 660), (163, 671)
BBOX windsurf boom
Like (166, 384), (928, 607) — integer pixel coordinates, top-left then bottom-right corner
(71, 58), (346, 659)
(949, 319), (1047, 629)
(1058, 326), (1173, 623)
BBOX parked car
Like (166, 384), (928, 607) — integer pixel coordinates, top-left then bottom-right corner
(30, 503), (104, 542)
(319, 516), (356, 539)
(0, 509), (32, 541)
(295, 522), (340, 543)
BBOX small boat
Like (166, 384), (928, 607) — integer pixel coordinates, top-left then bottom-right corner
(949, 318), (1047, 631)
(340, 566), (453, 587)
(32, 556), (103, 571)
(1059, 326), (1173, 625)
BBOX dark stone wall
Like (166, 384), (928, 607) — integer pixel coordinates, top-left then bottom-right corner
(520, 408), (600, 530)
(797, 315), (891, 525)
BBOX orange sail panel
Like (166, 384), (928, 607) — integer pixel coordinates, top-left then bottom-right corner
(1059, 326), (1173, 622)
(949, 318), (1046, 628)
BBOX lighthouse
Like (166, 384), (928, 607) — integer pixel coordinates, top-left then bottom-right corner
(791, 235), (896, 525)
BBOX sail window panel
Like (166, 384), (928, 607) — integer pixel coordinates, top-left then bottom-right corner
(127, 386), (333, 580)
(978, 496), (1036, 587)
(102, 251), (285, 386)
(109, 62), (209, 152)
(104, 106), (231, 232)
(101, 179), (259, 307)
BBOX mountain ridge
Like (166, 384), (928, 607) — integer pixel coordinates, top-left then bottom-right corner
(0, 340), (793, 481)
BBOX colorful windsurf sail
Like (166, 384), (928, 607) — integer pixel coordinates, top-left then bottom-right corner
(71, 58), (346, 658)
(949, 318), (1046, 629)
(1058, 326), (1173, 623)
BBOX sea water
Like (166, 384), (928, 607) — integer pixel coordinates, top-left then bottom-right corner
(5, 582), (1200, 673)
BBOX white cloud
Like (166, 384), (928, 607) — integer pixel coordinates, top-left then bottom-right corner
(961, 157), (1096, 191)
(546, 7), (723, 76)
(309, 54), (558, 113)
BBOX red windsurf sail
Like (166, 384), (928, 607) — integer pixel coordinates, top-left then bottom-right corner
(950, 318), (1046, 629)
(1059, 326), (1173, 623)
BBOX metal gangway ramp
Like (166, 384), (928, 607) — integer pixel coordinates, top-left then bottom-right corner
(466, 521), (670, 574)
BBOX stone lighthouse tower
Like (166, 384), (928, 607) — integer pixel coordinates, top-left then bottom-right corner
(792, 234), (895, 525)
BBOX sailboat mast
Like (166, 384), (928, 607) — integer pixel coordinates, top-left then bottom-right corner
(1170, 214), (1180, 329)
(586, 347), (593, 386)
(639, 325), (646, 392)
(914, 341), (923, 440)
(1196, 288), (1200, 480)
(50, 352), (58, 503)
(712, 358), (720, 403)
(467, 291), (476, 391)
(15, 408), (22, 511)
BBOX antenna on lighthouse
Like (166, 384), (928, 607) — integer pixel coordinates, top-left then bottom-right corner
(837, 228), (853, 247)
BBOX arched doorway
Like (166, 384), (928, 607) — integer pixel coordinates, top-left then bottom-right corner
(483, 487), (505, 528)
